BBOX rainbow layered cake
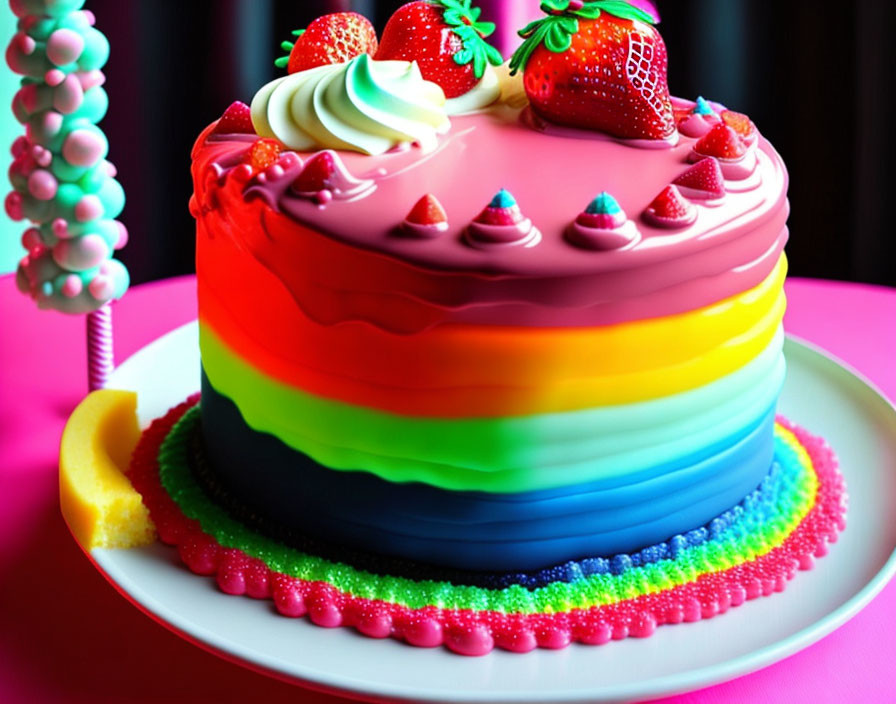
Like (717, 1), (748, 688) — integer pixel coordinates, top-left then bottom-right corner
(125, 1), (846, 654)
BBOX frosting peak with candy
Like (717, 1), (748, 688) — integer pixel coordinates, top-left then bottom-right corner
(251, 55), (452, 156)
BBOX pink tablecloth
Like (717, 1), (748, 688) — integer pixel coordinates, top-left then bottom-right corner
(1, 273), (894, 703)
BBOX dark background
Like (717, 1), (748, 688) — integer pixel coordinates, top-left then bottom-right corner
(90, 0), (894, 288)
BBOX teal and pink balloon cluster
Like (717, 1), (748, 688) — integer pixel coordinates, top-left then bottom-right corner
(5, 0), (128, 314)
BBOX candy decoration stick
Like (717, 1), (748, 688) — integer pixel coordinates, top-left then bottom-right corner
(5, 0), (129, 391)
(86, 301), (112, 390)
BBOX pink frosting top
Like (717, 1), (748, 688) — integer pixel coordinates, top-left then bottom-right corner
(195, 100), (788, 332)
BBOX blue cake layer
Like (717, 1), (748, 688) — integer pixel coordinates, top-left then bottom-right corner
(199, 372), (775, 571)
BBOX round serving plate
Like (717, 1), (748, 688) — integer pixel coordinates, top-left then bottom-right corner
(89, 322), (896, 704)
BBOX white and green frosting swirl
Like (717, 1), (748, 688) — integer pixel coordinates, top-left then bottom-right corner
(251, 54), (455, 156)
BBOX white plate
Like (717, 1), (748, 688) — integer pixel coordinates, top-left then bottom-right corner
(91, 323), (896, 704)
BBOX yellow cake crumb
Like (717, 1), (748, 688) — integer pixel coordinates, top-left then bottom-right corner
(59, 390), (155, 549)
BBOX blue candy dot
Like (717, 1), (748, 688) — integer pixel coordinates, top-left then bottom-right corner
(585, 191), (621, 215)
(694, 96), (714, 115)
(488, 189), (516, 209)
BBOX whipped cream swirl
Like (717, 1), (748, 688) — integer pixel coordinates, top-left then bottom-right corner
(251, 55), (451, 156)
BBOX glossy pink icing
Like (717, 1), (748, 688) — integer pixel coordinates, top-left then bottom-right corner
(566, 219), (639, 251)
(678, 113), (719, 138)
(403, 221), (449, 238)
(466, 219), (541, 248)
(195, 100), (788, 331)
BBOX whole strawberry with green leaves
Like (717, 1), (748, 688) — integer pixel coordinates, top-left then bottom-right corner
(276, 12), (379, 74)
(376, 0), (504, 98)
(510, 0), (675, 140)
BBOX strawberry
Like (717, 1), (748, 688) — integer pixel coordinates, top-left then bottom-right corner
(244, 139), (282, 173)
(694, 122), (747, 160)
(672, 158), (726, 199)
(276, 12), (378, 74)
(214, 102), (254, 135)
(293, 151), (337, 193)
(406, 194), (448, 225)
(643, 185), (696, 227)
(376, 1), (504, 99)
(720, 109), (756, 140)
(509, 1), (675, 140)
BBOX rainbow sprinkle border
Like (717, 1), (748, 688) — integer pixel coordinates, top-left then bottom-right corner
(127, 396), (846, 656)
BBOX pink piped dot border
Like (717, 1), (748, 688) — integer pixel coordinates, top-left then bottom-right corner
(127, 397), (846, 656)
